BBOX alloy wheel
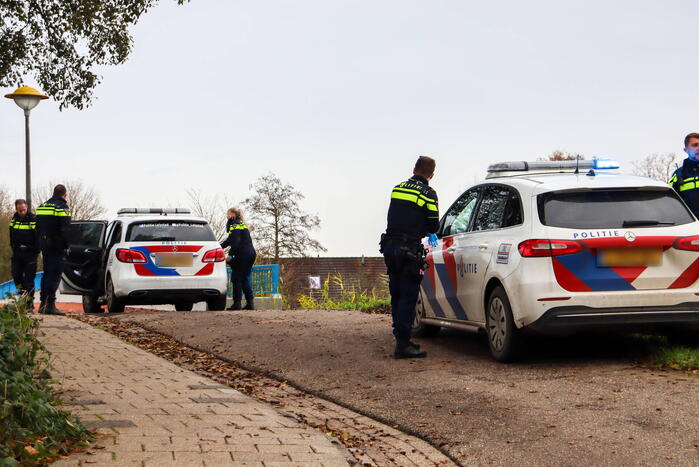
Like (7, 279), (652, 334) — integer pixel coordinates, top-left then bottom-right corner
(488, 296), (507, 351)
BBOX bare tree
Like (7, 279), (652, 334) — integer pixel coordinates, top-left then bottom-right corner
(185, 189), (234, 242)
(35, 179), (106, 220)
(631, 153), (680, 183)
(539, 150), (585, 161)
(244, 173), (326, 263)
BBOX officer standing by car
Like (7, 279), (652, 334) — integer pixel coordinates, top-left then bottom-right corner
(35, 184), (71, 315)
(9, 199), (39, 302)
(670, 132), (699, 217)
(221, 208), (257, 310)
(380, 156), (440, 359)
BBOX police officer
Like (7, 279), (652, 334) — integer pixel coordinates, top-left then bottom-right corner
(35, 184), (71, 316)
(380, 156), (439, 359)
(9, 199), (39, 302)
(670, 132), (699, 217)
(221, 208), (257, 310)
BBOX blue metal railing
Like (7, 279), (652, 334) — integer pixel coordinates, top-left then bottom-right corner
(1, 265), (281, 299)
(227, 264), (280, 297)
(0, 272), (43, 297)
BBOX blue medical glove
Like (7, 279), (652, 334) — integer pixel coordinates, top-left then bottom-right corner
(685, 148), (697, 161)
(428, 233), (438, 247)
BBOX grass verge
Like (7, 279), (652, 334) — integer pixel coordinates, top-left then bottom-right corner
(1, 297), (91, 465)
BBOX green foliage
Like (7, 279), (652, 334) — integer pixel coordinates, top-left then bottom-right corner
(0, 0), (190, 110)
(0, 298), (91, 465)
(650, 346), (699, 370)
(298, 273), (390, 312)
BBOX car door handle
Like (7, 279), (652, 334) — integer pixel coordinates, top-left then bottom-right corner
(447, 247), (456, 253)
(479, 244), (489, 250)
(85, 248), (97, 254)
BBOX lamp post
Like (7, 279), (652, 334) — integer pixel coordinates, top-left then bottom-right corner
(4, 86), (48, 212)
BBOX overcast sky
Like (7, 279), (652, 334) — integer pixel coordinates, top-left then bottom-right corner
(1, 0), (697, 256)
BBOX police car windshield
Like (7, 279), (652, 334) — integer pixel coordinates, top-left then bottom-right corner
(126, 221), (216, 242)
(538, 189), (695, 229)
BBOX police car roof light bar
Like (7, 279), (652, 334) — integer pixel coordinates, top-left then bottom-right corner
(486, 159), (620, 178)
(117, 208), (192, 215)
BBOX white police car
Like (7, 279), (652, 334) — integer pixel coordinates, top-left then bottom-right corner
(413, 160), (699, 361)
(60, 208), (228, 313)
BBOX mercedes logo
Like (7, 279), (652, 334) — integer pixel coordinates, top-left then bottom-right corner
(624, 231), (636, 242)
(172, 245), (178, 252)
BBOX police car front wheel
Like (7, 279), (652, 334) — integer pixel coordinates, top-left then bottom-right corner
(486, 286), (523, 362)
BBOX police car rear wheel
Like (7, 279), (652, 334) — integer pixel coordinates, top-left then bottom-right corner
(106, 278), (125, 314)
(486, 286), (522, 362)
(412, 292), (440, 337)
(175, 302), (194, 312)
(206, 295), (227, 311)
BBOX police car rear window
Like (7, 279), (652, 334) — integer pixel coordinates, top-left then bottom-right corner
(538, 189), (695, 229)
(126, 222), (216, 242)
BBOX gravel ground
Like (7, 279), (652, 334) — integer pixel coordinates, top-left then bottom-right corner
(118, 309), (699, 466)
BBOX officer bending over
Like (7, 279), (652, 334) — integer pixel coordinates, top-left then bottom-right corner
(221, 208), (257, 310)
(36, 184), (71, 316)
(380, 156), (439, 359)
(670, 132), (699, 217)
(9, 199), (39, 302)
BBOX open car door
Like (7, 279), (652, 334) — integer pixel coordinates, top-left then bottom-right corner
(60, 221), (108, 295)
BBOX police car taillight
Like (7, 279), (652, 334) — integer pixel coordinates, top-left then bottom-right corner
(202, 248), (225, 263)
(116, 248), (147, 263)
(518, 239), (583, 257)
(673, 236), (699, 251)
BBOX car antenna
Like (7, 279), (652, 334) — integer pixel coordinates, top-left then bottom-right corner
(574, 154), (581, 174)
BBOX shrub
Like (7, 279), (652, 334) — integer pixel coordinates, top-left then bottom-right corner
(298, 273), (390, 312)
(0, 297), (91, 465)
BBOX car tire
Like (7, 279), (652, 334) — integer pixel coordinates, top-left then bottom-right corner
(486, 285), (523, 362)
(412, 291), (440, 337)
(206, 295), (227, 311)
(82, 295), (102, 314)
(106, 278), (125, 314)
(175, 302), (194, 312)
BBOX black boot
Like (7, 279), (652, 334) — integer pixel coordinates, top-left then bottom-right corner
(38, 302), (47, 314)
(244, 298), (255, 310)
(44, 302), (66, 316)
(394, 339), (427, 359)
(227, 300), (242, 311)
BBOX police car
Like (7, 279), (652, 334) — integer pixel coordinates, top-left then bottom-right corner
(413, 160), (699, 362)
(60, 208), (228, 313)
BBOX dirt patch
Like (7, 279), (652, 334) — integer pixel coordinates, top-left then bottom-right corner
(113, 309), (699, 466)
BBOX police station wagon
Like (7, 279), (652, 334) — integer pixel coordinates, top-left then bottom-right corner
(60, 208), (228, 313)
(413, 160), (699, 361)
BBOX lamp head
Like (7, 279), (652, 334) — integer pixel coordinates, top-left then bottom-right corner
(4, 86), (48, 111)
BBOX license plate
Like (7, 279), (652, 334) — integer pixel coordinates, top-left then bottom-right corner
(597, 248), (662, 267)
(155, 253), (193, 268)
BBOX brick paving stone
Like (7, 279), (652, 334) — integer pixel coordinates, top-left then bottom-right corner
(40, 316), (350, 466)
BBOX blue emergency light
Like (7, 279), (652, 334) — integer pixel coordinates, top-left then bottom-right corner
(592, 159), (620, 170)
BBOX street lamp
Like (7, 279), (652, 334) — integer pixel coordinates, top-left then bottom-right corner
(4, 86), (48, 212)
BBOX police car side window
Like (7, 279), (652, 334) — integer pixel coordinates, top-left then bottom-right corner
(473, 186), (512, 231)
(107, 222), (122, 249)
(442, 189), (480, 236)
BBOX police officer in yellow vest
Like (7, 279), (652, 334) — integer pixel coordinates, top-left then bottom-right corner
(221, 208), (257, 310)
(9, 199), (39, 301)
(670, 133), (699, 217)
(36, 184), (71, 315)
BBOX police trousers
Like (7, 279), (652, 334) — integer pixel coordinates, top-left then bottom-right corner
(231, 249), (257, 303)
(40, 250), (66, 303)
(11, 249), (38, 297)
(382, 243), (423, 341)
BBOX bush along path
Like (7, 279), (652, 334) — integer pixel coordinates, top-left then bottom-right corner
(70, 314), (455, 466)
(0, 298), (91, 465)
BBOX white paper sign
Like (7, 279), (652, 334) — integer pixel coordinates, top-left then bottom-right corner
(308, 276), (321, 289)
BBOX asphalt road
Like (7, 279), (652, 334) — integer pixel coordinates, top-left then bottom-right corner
(118, 309), (699, 466)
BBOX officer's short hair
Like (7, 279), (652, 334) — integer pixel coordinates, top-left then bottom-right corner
(14, 199), (26, 208)
(414, 156), (436, 177)
(684, 133), (699, 147)
(53, 184), (67, 197)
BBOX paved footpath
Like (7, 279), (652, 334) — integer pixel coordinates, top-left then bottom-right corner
(40, 316), (351, 466)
